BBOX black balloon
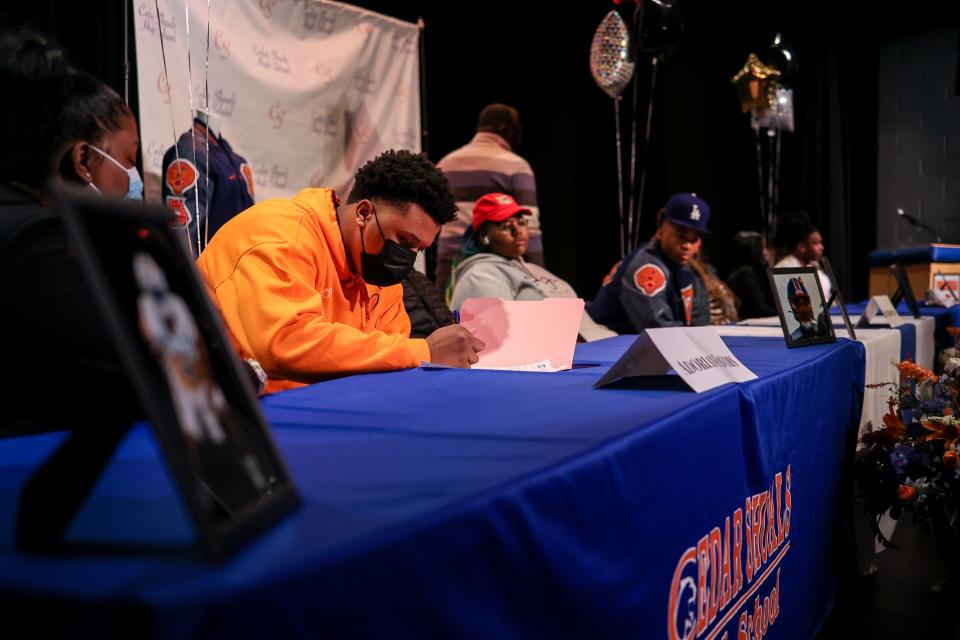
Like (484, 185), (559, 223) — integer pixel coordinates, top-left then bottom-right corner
(634, 0), (684, 57)
(768, 32), (798, 81)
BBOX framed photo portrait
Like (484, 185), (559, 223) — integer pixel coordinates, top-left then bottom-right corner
(767, 267), (836, 348)
(56, 187), (300, 559)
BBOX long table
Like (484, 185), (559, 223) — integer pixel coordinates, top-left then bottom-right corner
(0, 335), (866, 638)
(833, 300), (958, 352)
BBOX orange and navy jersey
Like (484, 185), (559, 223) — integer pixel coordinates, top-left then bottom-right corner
(195, 188), (430, 394)
(587, 239), (710, 332)
(162, 119), (255, 253)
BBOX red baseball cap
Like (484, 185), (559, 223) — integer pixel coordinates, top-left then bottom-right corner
(471, 193), (531, 231)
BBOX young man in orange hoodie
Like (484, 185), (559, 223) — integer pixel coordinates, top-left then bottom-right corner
(197, 150), (484, 394)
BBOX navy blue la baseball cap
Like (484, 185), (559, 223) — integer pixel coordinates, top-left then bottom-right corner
(664, 193), (711, 233)
(787, 276), (810, 300)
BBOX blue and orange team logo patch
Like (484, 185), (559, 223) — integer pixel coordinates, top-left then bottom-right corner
(166, 195), (191, 226)
(681, 284), (694, 323)
(240, 162), (255, 199)
(166, 158), (198, 196)
(634, 263), (667, 296)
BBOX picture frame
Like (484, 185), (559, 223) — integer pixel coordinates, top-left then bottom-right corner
(890, 262), (922, 319)
(767, 267), (837, 348)
(821, 256), (856, 341)
(51, 186), (300, 560)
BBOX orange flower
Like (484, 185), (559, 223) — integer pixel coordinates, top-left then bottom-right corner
(944, 450), (960, 468)
(863, 409), (907, 445)
(897, 485), (918, 502)
(896, 360), (937, 383)
(923, 416), (960, 448)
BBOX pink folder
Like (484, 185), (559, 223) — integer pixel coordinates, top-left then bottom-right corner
(458, 298), (585, 370)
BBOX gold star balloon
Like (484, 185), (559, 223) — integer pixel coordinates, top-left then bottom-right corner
(731, 53), (781, 114)
(590, 11), (635, 100)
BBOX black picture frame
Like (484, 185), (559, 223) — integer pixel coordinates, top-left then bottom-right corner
(890, 262), (922, 319)
(53, 186), (300, 560)
(767, 267), (837, 348)
(820, 256), (856, 341)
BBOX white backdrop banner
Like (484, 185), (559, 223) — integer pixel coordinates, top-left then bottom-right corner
(133, 0), (421, 203)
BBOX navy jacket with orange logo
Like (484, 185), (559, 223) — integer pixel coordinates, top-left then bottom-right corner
(587, 239), (710, 332)
(161, 119), (255, 254)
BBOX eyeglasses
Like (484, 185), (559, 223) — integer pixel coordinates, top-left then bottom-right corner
(490, 216), (529, 233)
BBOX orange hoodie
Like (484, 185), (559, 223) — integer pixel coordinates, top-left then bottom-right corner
(196, 188), (431, 394)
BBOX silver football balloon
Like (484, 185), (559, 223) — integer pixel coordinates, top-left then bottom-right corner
(590, 11), (635, 99)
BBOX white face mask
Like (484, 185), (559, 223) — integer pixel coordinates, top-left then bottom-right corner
(89, 144), (144, 201)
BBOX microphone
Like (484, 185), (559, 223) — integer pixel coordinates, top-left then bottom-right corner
(896, 207), (942, 242)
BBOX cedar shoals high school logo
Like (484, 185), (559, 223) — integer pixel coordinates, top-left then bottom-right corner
(166, 159), (198, 196)
(667, 466), (791, 640)
(634, 263), (667, 296)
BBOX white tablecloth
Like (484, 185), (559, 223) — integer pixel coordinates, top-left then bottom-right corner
(717, 324), (900, 434)
(738, 314), (935, 370)
(720, 320), (914, 570)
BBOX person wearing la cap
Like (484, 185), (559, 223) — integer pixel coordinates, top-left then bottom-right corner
(449, 193), (616, 341)
(786, 275), (831, 342)
(587, 193), (712, 332)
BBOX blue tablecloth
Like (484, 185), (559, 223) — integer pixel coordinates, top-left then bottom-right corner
(869, 245), (960, 266)
(0, 335), (866, 639)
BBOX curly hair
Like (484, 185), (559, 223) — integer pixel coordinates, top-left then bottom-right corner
(347, 150), (457, 225)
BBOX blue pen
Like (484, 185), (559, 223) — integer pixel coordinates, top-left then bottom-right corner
(452, 309), (460, 324)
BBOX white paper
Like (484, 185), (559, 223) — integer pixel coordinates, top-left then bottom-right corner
(473, 360), (561, 372)
(420, 359), (562, 372)
(595, 326), (758, 393)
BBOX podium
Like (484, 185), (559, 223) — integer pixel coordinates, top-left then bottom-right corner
(868, 244), (960, 301)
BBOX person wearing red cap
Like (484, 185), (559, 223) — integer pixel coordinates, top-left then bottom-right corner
(588, 193), (712, 331)
(449, 193), (615, 341)
(435, 104), (543, 292)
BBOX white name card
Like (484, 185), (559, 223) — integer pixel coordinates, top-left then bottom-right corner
(856, 295), (903, 328)
(594, 326), (758, 393)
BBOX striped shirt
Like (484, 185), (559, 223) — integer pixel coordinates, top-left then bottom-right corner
(436, 132), (541, 254)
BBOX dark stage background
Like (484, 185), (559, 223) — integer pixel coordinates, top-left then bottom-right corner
(3, 1), (957, 300)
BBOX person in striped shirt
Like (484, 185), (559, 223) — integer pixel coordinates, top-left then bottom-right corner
(435, 103), (542, 291)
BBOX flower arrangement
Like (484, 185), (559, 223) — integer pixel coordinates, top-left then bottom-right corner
(941, 326), (960, 377)
(856, 336), (960, 548)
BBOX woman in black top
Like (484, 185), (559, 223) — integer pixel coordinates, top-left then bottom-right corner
(0, 31), (141, 435)
(726, 231), (777, 319)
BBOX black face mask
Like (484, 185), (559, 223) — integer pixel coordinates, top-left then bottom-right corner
(359, 207), (417, 286)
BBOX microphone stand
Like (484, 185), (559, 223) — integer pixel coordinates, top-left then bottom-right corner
(896, 208), (942, 243)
